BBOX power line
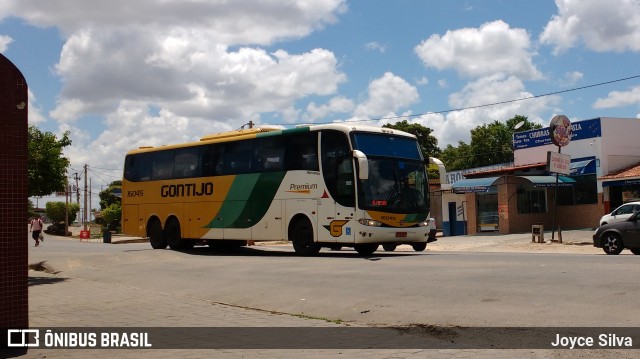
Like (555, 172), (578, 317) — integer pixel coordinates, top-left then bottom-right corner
(267, 74), (640, 126)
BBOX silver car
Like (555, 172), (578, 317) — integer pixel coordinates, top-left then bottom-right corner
(599, 201), (640, 226)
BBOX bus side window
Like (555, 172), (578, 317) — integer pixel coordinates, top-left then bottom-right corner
(321, 130), (354, 207)
(174, 147), (200, 178)
(125, 153), (152, 182)
(151, 151), (174, 180)
(223, 141), (253, 174)
(254, 137), (284, 172)
(202, 144), (223, 176)
(285, 132), (319, 171)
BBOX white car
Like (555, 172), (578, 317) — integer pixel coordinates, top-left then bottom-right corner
(599, 201), (640, 226)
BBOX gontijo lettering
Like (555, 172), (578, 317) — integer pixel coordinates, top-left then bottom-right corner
(161, 182), (214, 197)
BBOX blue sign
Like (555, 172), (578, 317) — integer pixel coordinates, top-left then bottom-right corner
(513, 118), (602, 150)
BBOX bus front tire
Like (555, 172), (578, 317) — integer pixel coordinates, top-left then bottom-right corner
(354, 244), (378, 256)
(291, 220), (320, 256)
(149, 220), (167, 249)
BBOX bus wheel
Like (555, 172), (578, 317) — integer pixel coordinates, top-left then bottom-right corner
(291, 219), (320, 256)
(412, 242), (427, 252)
(354, 244), (378, 256)
(165, 218), (186, 250)
(382, 244), (397, 252)
(149, 220), (167, 249)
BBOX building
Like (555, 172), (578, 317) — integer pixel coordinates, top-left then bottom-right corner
(436, 117), (640, 236)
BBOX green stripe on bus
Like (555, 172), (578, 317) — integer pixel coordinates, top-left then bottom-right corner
(208, 171), (287, 229)
(404, 212), (429, 223)
(255, 126), (310, 138)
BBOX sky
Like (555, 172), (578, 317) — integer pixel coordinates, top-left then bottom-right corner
(2, 0), (640, 208)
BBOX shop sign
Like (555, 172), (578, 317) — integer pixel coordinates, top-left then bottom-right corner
(547, 151), (571, 175)
(513, 118), (602, 150)
(549, 115), (572, 147)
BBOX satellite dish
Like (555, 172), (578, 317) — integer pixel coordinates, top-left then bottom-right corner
(513, 120), (525, 130)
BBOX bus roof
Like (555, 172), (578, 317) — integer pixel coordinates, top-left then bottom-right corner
(125, 123), (416, 155)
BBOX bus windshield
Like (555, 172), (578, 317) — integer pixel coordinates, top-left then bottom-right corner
(351, 133), (428, 213)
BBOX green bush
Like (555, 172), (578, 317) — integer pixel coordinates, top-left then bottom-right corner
(102, 203), (122, 231)
(45, 202), (80, 224)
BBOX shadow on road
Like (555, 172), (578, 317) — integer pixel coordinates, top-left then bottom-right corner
(28, 275), (68, 286)
(172, 245), (429, 259)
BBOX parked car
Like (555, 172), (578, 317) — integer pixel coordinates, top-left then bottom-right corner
(593, 212), (640, 255)
(599, 201), (640, 226)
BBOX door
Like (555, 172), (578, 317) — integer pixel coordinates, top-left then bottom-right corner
(448, 202), (458, 236)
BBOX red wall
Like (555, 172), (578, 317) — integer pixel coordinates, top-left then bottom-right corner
(0, 54), (29, 343)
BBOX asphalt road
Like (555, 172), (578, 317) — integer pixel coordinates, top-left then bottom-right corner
(29, 236), (640, 328)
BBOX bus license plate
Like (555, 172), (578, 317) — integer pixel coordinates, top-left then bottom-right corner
(396, 232), (407, 238)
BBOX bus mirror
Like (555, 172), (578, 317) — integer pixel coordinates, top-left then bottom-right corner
(353, 150), (368, 180)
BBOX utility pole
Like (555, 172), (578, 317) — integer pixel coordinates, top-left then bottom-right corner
(83, 164), (88, 231)
(89, 177), (92, 223)
(65, 176), (69, 236)
(74, 172), (81, 206)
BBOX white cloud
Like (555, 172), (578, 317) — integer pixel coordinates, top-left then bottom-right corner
(561, 71), (583, 87)
(414, 20), (541, 79)
(305, 96), (355, 121)
(435, 74), (559, 146)
(354, 72), (419, 118)
(5, 0), (347, 44)
(27, 89), (46, 124)
(415, 76), (429, 86)
(365, 41), (386, 53)
(0, 34), (13, 52)
(593, 86), (640, 109)
(0, 0), (348, 173)
(540, 0), (640, 53)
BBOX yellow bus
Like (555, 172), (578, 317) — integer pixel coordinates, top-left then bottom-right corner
(121, 124), (436, 255)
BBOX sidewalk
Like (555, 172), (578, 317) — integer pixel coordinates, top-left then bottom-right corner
(425, 228), (599, 255)
(56, 225), (600, 254)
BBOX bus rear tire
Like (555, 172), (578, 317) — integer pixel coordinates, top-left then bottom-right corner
(354, 244), (378, 256)
(165, 218), (193, 250)
(382, 243), (397, 252)
(412, 242), (427, 252)
(291, 219), (320, 256)
(149, 220), (167, 249)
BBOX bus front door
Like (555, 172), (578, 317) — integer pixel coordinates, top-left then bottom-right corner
(318, 198), (354, 245)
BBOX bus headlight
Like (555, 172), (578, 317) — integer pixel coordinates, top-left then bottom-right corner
(419, 218), (436, 228)
(358, 218), (382, 227)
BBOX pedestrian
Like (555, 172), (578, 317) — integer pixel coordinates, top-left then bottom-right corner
(30, 216), (44, 247)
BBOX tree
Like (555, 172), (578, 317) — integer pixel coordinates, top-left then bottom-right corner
(28, 125), (72, 197)
(440, 141), (474, 171)
(99, 181), (122, 209)
(440, 115), (542, 171)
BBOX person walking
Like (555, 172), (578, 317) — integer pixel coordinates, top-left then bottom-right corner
(30, 216), (44, 246)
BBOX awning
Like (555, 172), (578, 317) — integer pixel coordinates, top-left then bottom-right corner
(602, 178), (640, 187)
(451, 175), (575, 193)
(451, 177), (499, 193)
(518, 175), (576, 187)
(570, 159), (596, 175)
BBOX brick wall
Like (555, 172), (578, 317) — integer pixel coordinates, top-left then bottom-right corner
(0, 54), (29, 340)
(465, 177), (604, 235)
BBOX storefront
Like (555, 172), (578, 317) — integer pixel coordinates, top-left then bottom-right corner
(439, 117), (640, 235)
